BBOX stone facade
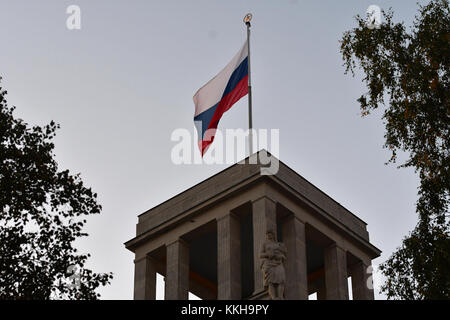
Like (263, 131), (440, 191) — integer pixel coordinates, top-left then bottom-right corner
(125, 151), (381, 300)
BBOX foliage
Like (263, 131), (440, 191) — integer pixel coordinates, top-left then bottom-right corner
(340, 0), (449, 299)
(0, 77), (112, 299)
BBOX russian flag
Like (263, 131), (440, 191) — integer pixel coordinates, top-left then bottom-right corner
(193, 40), (249, 156)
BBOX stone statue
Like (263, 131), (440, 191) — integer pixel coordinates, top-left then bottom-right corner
(259, 229), (287, 300)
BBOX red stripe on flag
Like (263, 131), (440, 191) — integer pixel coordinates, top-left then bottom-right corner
(199, 75), (249, 156)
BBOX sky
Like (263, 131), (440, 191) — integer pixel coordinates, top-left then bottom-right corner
(0, 0), (429, 299)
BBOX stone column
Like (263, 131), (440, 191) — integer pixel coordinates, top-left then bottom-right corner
(217, 213), (241, 299)
(252, 196), (277, 295)
(134, 255), (157, 300)
(165, 239), (189, 300)
(281, 215), (308, 299)
(324, 243), (349, 300)
(349, 260), (374, 300)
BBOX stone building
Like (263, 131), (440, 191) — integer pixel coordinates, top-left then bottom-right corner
(125, 151), (381, 300)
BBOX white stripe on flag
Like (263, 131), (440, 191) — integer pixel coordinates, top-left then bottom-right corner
(193, 40), (248, 117)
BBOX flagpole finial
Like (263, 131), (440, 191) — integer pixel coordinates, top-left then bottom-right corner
(243, 13), (252, 27)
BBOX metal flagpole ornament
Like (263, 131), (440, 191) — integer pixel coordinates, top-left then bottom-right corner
(244, 13), (253, 156)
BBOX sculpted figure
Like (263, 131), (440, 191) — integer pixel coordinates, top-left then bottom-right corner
(259, 229), (287, 300)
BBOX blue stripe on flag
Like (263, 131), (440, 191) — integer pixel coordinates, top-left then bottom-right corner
(221, 57), (248, 98)
(194, 102), (218, 140)
(193, 56), (248, 141)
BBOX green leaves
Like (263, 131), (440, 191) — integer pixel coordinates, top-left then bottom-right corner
(340, 0), (449, 299)
(0, 78), (112, 300)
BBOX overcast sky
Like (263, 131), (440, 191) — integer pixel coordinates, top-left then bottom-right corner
(0, 0), (428, 299)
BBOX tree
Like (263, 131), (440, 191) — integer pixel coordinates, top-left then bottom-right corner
(0, 77), (112, 299)
(340, 0), (449, 299)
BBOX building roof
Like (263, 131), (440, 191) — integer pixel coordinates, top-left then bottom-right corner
(125, 150), (381, 258)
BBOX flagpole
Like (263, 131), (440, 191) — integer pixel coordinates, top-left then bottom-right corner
(244, 14), (253, 156)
